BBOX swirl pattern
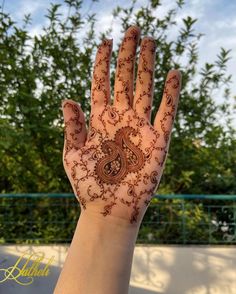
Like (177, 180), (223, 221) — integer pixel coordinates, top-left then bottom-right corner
(95, 126), (145, 184)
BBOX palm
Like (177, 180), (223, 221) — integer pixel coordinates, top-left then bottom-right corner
(62, 26), (181, 224)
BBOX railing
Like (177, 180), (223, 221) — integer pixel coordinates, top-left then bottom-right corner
(0, 194), (235, 245)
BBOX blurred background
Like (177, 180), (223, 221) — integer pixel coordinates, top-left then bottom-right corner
(0, 1), (236, 293)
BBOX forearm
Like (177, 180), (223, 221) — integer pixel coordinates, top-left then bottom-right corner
(58, 23), (181, 294)
(54, 209), (140, 294)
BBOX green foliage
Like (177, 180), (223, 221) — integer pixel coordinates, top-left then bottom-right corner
(0, 1), (97, 193)
(1, 196), (234, 245)
(140, 199), (211, 244)
(0, 0), (235, 244)
(0, 196), (79, 244)
(109, 1), (236, 195)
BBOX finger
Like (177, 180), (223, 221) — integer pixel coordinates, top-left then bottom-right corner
(133, 37), (156, 121)
(62, 99), (87, 163)
(153, 70), (182, 145)
(91, 39), (113, 116)
(113, 26), (141, 109)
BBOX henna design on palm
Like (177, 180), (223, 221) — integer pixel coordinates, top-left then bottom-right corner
(62, 26), (182, 225)
(95, 126), (145, 184)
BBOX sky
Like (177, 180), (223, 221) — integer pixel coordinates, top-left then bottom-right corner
(1, 0), (236, 124)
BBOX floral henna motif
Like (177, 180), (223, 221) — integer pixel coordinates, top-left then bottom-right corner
(160, 74), (180, 143)
(114, 27), (140, 106)
(62, 26), (181, 225)
(63, 102), (83, 166)
(91, 39), (112, 106)
(64, 75), (180, 224)
(95, 126), (145, 184)
(134, 38), (156, 116)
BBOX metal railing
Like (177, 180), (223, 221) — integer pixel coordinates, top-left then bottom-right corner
(0, 194), (235, 245)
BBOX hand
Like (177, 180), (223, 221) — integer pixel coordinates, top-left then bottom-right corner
(62, 25), (181, 226)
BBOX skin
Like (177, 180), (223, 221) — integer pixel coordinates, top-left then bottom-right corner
(54, 25), (181, 294)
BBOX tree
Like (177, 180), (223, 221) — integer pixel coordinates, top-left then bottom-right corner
(108, 0), (236, 194)
(0, 0), (235, 244)
(0, 0), (235, 194)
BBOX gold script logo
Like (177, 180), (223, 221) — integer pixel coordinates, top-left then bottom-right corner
(0, 251), (54, 286)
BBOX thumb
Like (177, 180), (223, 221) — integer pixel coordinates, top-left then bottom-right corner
(62, 99), (87, 161)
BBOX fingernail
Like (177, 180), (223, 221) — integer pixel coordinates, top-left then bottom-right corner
(61, 99), (67, 107)
(101, 39), (113, 47)
(129, 25), (141, 33)
(142, 37), (156, 51)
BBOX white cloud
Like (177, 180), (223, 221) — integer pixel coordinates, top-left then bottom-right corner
(14, 0), (48, 20)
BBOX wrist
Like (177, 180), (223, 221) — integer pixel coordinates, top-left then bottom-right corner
(64, 209), (140, 294)
(77, 209), (140, 247)
(54, 208), (139, 294)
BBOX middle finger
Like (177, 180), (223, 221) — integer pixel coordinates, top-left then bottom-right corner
(113, 26), (141, 109)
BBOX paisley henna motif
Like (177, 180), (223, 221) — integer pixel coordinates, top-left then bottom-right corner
(62, 26), (181, 225)
(163, 74), (179, 109)
(95, 126), (145, 184)
(107, 106), (122, 126)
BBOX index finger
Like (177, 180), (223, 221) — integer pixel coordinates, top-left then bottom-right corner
(91, 39), (113, 116)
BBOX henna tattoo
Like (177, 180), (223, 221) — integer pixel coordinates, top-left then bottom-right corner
(88, 127), (97, 141)
(114, 27), (140, 107)
(64, 85), (179, 224)
(133, 38), (156, 118)
(63, 27), (181, 225)
(107, 106), (122, 126)
(159, 74), (180, 143)
(160, 112), (173, 143)
(91, 39), (112, 108)
(137, 117), (145, 128)
(95, 126), (145, 184)
(166, 75), (180, 89)
(101, 201), (117, 217)
(150, 171), (158, 184)
(63, 102), (83, 165)
(130, 206), (140, 223)
(163, 74), (180, 109)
